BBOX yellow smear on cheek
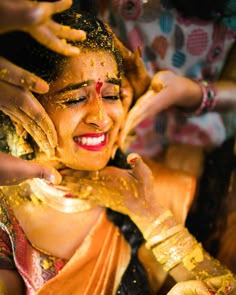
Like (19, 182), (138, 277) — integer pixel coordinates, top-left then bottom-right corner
(90, 59), (95, 67)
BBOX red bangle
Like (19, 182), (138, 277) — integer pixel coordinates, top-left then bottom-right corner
(194, 79), (217, 115)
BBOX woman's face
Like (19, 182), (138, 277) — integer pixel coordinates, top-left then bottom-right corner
(41, 50), (125, 171)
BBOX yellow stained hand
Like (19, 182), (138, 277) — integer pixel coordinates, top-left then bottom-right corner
(0, 0), (86, 56)
(0, 57), (57, 156)
(119, 70), (202, 151)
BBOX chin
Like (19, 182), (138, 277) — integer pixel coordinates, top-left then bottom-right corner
(63, 160), (108, 171)
(56, 149), (111, 171)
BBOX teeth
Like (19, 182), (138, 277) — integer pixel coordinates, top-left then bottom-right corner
(76, 134), (105, 146)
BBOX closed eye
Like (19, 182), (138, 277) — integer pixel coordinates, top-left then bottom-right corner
(63, 96), (87, 105)
(102, 95), (120, 101)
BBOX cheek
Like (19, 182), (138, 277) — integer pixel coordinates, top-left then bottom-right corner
(111, 104), (125, 128)
(47, 109), (79, 139)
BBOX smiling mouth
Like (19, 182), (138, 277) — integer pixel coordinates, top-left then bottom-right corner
(73, 133), (107, 150)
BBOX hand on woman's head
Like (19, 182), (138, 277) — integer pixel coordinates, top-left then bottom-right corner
(119, 70), (203, 150)
(0, 0), (86, 56)
(0, 57), (57, 157)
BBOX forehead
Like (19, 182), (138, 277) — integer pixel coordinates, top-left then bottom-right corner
(49, 50), (119, 93)
(65, 50), (118, 79)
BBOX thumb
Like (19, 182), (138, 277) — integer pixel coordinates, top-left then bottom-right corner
(127, 153), (153, 185)
(0, 152), (61, 186)
(31, 162), (62, 185)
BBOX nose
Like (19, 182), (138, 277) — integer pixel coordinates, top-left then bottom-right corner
(84, 96), (111, 129)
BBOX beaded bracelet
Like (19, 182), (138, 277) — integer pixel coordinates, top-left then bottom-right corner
(193, 79), (217, 115)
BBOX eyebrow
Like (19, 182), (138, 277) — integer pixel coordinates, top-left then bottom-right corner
(57, 78), (121, 94)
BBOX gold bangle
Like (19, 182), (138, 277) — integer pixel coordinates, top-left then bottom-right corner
(146, 224), (184, 248)
(143, 210), (173, 240)
(152, 228), (198, 271)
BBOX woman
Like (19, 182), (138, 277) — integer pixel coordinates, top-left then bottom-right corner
(0, 8), (235, 295)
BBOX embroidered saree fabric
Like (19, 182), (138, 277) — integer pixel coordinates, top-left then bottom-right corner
(0, 201), (131, 294)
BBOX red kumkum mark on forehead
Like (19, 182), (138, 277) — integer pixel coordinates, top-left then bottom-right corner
(96, 80), (103, 95)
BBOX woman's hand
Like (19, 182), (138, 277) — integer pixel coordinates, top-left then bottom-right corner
(167, 281), (212, 295)
(0, 0), (86, 56)
(60, 154), (164, 222)
(167, 274), (236, 295)
(119, 71), (202, 151)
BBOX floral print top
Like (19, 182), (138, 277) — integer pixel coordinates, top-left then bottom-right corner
(100, 0), (236, 156)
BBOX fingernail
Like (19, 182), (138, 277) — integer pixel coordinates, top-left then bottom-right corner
(49, 174), (56, 184)
(129, 156), (138, 164)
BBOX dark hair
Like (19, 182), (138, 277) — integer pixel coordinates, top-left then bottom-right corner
(186, 137), (235, 257)
(0, 11), (123, 82)
(165, 0), (230, 20)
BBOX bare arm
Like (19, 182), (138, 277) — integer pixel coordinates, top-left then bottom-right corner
(119, 43), (236, 150)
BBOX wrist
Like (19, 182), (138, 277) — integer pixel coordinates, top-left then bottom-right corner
(192, 79), (217, 115)
(130, 208), (171, 236)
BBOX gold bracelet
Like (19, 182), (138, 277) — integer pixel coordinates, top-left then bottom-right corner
(146, 224), (184, 248)
(152, 228), (198, 271)
(143, 210), (173, 240)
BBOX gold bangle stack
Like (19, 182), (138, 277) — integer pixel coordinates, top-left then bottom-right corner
(146, 224), (184, 248)
(143, 213), (236, 293)
(144, 211), (185, 251)
(151, 228), (199, 271)
(144, 211), (199, 271)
